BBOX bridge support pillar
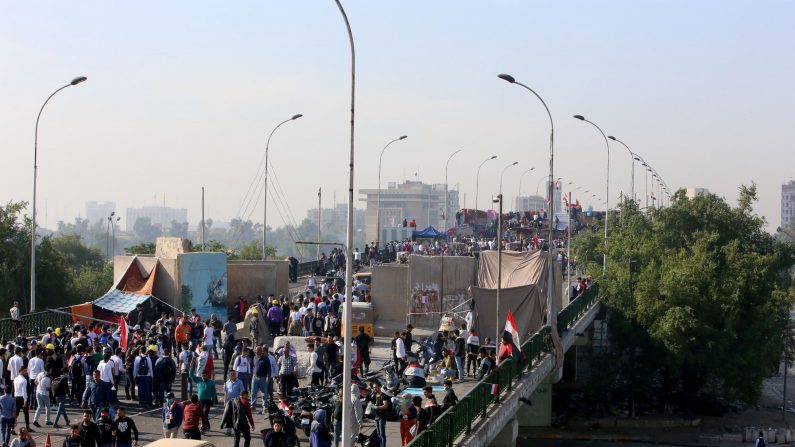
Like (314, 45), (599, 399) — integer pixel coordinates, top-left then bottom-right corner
(491, 416), (518, 447)
(516, 374), (554, 427)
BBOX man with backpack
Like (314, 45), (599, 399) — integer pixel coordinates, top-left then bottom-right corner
(154, 348), (177, 408)
(132, 347), (153, 408)
(69, 347), (86, 405)
(51, 370), (70, 429)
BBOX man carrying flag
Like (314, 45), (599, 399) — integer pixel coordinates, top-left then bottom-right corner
(119, 318), (128, 351)
(498, 311), (523, 364)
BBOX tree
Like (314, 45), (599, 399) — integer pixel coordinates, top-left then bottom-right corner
(167, 220), (189, 238)
(133, 217), (161, 242)
(574, 186), (795, 411)
(125, 242), (155, 255)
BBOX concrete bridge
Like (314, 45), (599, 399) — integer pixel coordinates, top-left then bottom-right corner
(407, 284), (603, 447)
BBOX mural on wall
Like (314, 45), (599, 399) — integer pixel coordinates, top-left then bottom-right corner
(180, 253), (228, 314)
(410, 282), (440, 321)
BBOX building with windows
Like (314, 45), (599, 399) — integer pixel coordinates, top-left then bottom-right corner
(782, 181), (795, 228)
(685, 187), (710, 199)
(85, 201), (116, 224)
(515, 195), (546, 213)
(358, 180), (459, 243)
(126, 206), (188, 232)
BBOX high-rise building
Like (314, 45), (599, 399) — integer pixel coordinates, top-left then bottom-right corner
(126, 206), (188, 232)
(85, 201), (116, 224)
(782, 181), (795, 228)
(358, 180), (459, 243)
(515, 195), (546, 212)
(685, 187), (710, 199)
(306, 204), (366, 231)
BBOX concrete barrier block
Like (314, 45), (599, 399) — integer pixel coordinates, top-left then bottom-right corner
(767, 429), (777, 443)
(722, 433), (743, 442)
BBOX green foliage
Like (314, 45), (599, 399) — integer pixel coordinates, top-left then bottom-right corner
(0, 201), (116, 312)
(125, 242), (155, 255)
(575, 187), (795, 409)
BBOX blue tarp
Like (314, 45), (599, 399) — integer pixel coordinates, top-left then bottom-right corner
(92, 289), (153, 314)
(412, 226), (445, 239)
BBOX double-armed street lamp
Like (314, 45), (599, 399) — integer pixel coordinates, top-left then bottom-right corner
(263, 113), (303, 259)
(376, 135), (408, 248)
(31, 76), (88, 312)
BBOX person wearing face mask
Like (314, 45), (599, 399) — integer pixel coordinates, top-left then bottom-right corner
(161, 392), (183, 438)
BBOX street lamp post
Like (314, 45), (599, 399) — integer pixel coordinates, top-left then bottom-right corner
(376, 135), (407, 249)
(333, 2), (356, 446)
(497, 73), (556, 357)
(31, 76), (87, 312)
(444, 149), (462, 230)
(106, 212), (114, 262)
(495, 161), (517, 347)
(607, 136), (635, 203)
(517, 167), (535, 210)
(262, 113), (303, 260)
(573, 115), (609, 274)
(475, 155), (497, 212)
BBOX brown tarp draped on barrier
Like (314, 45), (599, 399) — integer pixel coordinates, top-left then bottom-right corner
(478, 250), (545, 289)
(471, 284), (544, 343)
(472, 249), (563, 341)
(114, 257), (157, 295)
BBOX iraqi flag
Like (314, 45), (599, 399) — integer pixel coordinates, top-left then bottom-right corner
(279, 400), (293, 415)
(119, 318), (128, 351)
(498, 311), (522, 364)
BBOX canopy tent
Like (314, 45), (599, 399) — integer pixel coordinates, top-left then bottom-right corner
(412, 226), (446, 239)
(93, 289), (153, 315)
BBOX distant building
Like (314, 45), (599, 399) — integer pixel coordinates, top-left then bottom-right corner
(515, 195), (546, 213)
(685, 187), (710, 199)
(306, 204), (366, 232)
(85, 201), (116, 224)
(126, 206), (188, 232)
(358, 180), (459, 243)
(782, 181), (795, 228)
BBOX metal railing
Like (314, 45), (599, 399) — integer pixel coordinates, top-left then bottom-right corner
(557, 283), (600, 334)
(0, 308), (73, 341)
(405, 283), (600, 447)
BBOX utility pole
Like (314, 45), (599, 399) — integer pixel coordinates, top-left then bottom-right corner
(495, 193), (503, 352)
(317, 187), (322, 259)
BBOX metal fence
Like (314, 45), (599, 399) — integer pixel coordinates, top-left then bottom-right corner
(0, 309), (73, 341)
(405, 284), (600, 447)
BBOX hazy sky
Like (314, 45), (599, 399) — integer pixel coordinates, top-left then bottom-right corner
(2, 1), (793, 233)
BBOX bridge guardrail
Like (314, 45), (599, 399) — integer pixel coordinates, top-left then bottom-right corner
(0, 309), (73, 341)
(405, 284), (601, 447)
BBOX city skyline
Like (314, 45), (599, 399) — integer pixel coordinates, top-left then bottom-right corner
(1, 1), (793, 233)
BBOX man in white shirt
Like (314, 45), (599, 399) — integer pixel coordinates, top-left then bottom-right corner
(7, 348), (24, 388)
(233, 347), (251, 392)
(27, 351), (45, 387)
(395, 332), (407, 376)
(110, 348), (124, 403)
(32, 369), (52, 427)
(14, 366), (31, 431)
(202, 325), (214, 354)
(97, 352), (117, 386)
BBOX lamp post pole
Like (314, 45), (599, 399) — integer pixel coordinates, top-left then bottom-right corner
(112, 217), (120, 259)
(106, 213), (113, 261)
(517, 167), (535, 211)
(262, 113), (303, 259)
(444, 149), (462, 231)
(573, 115), (610, 274)
(31, 76), (87, 312)
(376, 135), (407, 249)
(333, 2), (355, 446)
(608, 136), (635, 203)
(495, 161), (517, 347)
(475, 155), (497, 212)
(497, 73), (556, 356)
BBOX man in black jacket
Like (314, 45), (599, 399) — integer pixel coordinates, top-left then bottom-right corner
(96, 408), (115, 447)
(78, 410), (100, 447)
